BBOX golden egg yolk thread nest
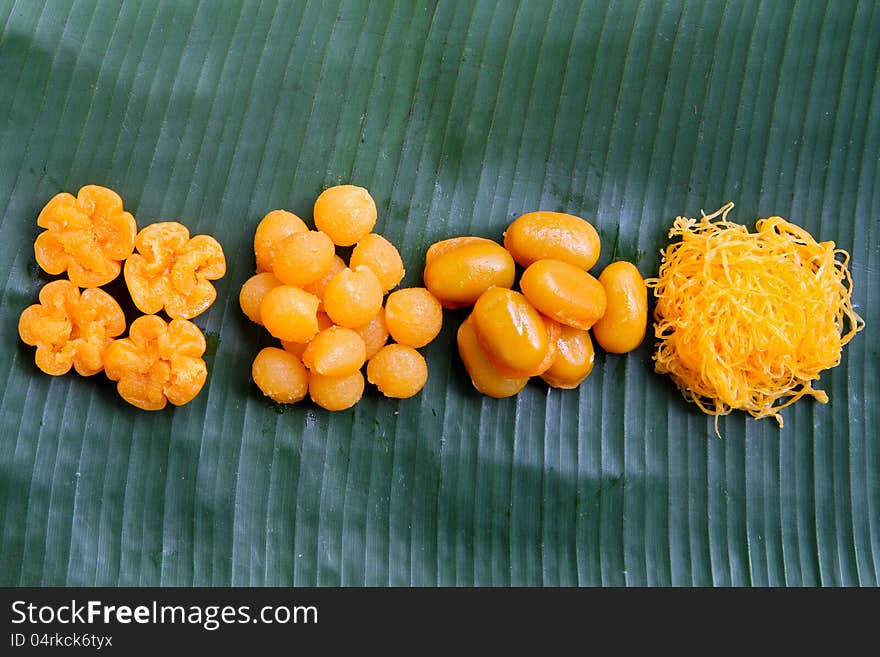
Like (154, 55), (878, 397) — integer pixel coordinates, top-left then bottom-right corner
(645, 202), (864, 430)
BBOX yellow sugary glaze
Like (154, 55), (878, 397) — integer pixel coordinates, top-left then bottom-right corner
(541, 324), (595, 389)
(309, 369), (365, 411)
(456, 315), (528, 398)
(423, 237), (515, 309)
(472, 287), (549, 377)
(534, 315), (561, 376)
(272, 230), (335, 287)
(646, 202), (864, 429)
(350, 233), (405, 292)
(103, 315), (207, 411)
(124, 221), (226, 320)
(384, 287), (443, 348)
(302, 326), (366, 377)
(260, 285), (320, 343)
(366, 343), (428, 399)
(252, 347), (309, 403)
(520, 258), (607, 330)
(484, 313), (560, 379)
(503, 211), (601, 270)
(254, 210), (307, 272)
(313, 185), (377, 246)
(592, 261), (647, 354)
(323, 266), (384, 328)
(35, 185), (137, 287)
(239, 272), (282, 325)
(425, 236), (497, 264)
(18, 279), (126, 376)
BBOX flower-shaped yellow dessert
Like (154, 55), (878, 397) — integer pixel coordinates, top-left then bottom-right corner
(124, 222), (226, 319)
(18, 279), (126, 376)
(34, 185), (137, 287)
(103, 315), (208, 411)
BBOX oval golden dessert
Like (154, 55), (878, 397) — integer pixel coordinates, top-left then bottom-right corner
(592, 261), (647, 354)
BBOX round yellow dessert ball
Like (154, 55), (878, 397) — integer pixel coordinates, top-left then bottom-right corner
(384, 287), (443, 348)
(366, 344), (428, 399)
(472, 287), (548, 377)
(254, 210), (307, 272)
(272, 230), (335, 288)
(260, 285), (320, 343)
(540, 324), (595, 389)
(313, 185), (377, 246)
(520, 258), (606, 330)
(302, 326), (367, 377)
(309, 370), (365, 411)
(350, 233), (405, 292)
(239, 271), (281, 325)
(252, 347), (309, 403)
(323, 266), (384, 328)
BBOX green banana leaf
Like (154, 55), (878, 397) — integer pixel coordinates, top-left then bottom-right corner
(1, 0), (877, 586)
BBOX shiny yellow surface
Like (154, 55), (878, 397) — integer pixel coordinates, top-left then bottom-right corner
(503, 211), (600, 270)
(423, 238), (515, 308)
(424, 236), (498, 265)
(533, 315), (561, 376)
(471, 287), (548, 376)
(592, 261), (647, 354)
(520, 258), (607, 330)
(541, 325), (595, 389)
(456, 315), (528, 398)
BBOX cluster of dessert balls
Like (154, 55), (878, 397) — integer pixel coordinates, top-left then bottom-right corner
(240, 185), (443, 410)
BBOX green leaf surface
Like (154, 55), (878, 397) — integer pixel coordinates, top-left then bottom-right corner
(1, 0), (877, 586)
